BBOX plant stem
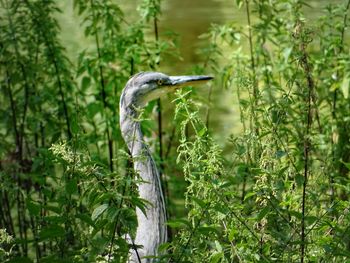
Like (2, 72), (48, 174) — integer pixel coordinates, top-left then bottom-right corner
(152, 4), (172, 241)
(245, 0), (259, 136)
(298, 24), (314, 263)
(330, 0), (350, 203)
(90, 0), (114, 172)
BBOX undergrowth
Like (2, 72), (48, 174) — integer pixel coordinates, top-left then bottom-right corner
(1, 0), (350, 262)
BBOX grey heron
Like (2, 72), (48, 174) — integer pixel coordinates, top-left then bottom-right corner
(120, 72), (212, 262)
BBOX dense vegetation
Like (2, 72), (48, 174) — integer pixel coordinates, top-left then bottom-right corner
(1, 0), (350, 262)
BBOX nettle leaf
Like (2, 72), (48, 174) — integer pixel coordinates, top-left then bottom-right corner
(71, 117), (80, 135)
(210, 252), (223, 263)
(192, 196), (206, 208)
(295, 174), (304, 187)
(244, 191), (256, 201)
(76, 213), (95, 227)
(235, 0), (243, 8)
(229, 227), (238, 242)
(166, 219), (190, 229)
(198, 127), (207, 137)
(81, 76), (91, 91)
(92, 203), (109, 221)
(275, 150), (287, 159)
(26, 200), (41, 216)
(39, 225), (65, 240)
(7, 257), (33, 263)
(290, 210), (303, 220)
(197, 226), (219, 235)
(106, 205), (118, 221)
(158, 242), (171, 252)
(65, 178), (78, 194)
(283, 47), (293, 63)
(341, 75), (349, 99)
(257, 207), (270, 221)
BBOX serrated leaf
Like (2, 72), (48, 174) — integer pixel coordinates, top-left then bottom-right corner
(7, 257), (33, 263)
(210, 252), (223, 263)
(158, 242), (171, 252)
(66, 179), (78, 195)
(197, 226), (219, 234)
(244, 191), (256, 201)
(295, 174), (304, 187)
(39, 225), (65, 240)
(283, 47), (293, 63)
(76, 213), (95, 227)
(257, 207), (270, 221)
(81, 76), (91, 91)
(198, 127), (207, 137)
(215, 240), (223, 252)
(228, 228), (237, 242)
(26, 200), (41, 216)
(192, 196), (206, 208)
(275, 150), (286, 159)
(341, 75), (349, 99)
(92, 204), (108, 221)
(166, 219), (190, 229)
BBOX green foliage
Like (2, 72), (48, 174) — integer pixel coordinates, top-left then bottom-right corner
(163, 1), (350, 262)
(1, 0), (350, 262)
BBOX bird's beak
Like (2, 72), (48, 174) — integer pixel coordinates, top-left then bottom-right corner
(168, 75), (213, 87)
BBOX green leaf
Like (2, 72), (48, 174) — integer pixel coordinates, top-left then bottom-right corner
(198, 127), (207, 137)
(235, 0), (243, 8)
(290, 210), (303, 220)
(166, 219), (190, 229)
(341, 75), (349, 99)
(192, 196), (206, 208)
(257, 207), (270, 221)
(43, 205), (61, 214)
(295, 174), (304, 187)
(210, 252), (223, 263)
(283, 47), (293, 63)
(76, 213), (95, 227)
(228, 227), (237, 242)
(158, 242), (171, 252)
(66, 178), (78, 195)
(81, 76), (91, 91)
(26, 200), (41, 216)
(87, 102), (103, 119)
(39, 225), (65, 240)
(197, 226), (219, 234)
(244, 191), (256, 201)
(275, 150), (286, 159)
(7, 257), (33, 263)
(215, 240), (223, 252)
(92, 204), (109, 221)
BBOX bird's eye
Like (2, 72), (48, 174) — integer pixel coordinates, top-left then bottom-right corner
(157, 79), (163, 85)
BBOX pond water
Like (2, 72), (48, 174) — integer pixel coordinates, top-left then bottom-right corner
(60, 0), (341, 73)
(122, 0), (340, 73)
(58, 0), (344, 140)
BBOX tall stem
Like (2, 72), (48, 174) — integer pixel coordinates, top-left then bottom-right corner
(330, 0), (350, 203)
(298, 24), (314, 263)
(90, 0), (114, 172)
(245, 0), (259, 136)
(153, 4), (172, 241)
(23, 0), (72, 140)
(153, 15), (164, 174)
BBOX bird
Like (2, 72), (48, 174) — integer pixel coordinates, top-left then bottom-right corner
(119, 72), (213, 262)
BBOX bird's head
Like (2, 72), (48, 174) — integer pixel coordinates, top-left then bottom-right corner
(120, 72), (213, 109)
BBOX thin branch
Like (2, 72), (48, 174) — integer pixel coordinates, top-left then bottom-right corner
(297, 22), (314, 263)
(90, 0), (114, 172)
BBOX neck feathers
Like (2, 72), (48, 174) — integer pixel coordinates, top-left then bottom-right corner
(119, 92), (167, 261)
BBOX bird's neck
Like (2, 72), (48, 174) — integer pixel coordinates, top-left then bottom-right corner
(120, 106), (167, 260)
(119, 107), (150, 160)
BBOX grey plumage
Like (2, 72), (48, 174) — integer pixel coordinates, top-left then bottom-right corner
(120, 72), (212, 262)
